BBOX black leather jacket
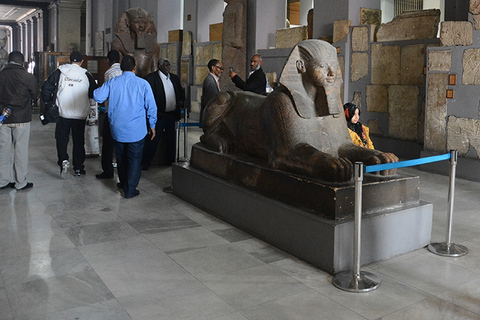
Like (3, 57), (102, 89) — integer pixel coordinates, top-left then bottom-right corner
(0, 63), (39, 124)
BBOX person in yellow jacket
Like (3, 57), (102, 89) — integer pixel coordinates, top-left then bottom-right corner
(343, 102), (374, 149)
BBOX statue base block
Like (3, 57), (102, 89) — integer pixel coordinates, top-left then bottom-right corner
(189, 143), (422, 221)
(172, 162), (433, 274)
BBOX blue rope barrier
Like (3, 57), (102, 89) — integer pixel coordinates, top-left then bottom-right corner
(179, 122), (202, 128)
(365, 153), (451, 173)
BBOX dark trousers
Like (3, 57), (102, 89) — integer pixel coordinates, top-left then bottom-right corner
(100, 114), (114, 176)
(115, 138), (145, 198)
(55, 117), (86, 171)
(142, 112), (177, 168)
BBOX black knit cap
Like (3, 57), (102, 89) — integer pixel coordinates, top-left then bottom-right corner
(70, 51), (84, 63)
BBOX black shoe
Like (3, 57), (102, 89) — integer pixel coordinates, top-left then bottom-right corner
(18, 182), (33, 190)
(117, 182), (123, 189)
(95, 172), (113, 179)
(0, 182), (15, 190)
(141, 166), (149, 171)
(74, 169), (86, 176)
(125, 190), (140, 199)
(163, 186), (173, 193)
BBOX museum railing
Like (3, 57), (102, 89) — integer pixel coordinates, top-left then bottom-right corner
(333, 150), (467, 293)
(175, 108), (202, 162)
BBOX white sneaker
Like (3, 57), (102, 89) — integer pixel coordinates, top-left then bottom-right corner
(61, 160), (69, 177)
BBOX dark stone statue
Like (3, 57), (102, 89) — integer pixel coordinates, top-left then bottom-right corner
(111, 7), (160, 78)
(199, 40), (398, 182)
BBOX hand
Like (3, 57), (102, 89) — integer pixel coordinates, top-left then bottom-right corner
(150, 127), (156, 140)
(230, 71), (237, 79)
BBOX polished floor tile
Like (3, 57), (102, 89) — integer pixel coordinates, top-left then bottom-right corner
(2, 119), (480, 319)
(379, 296), (480, 320)
(117, 279), (236, 320)
(242, 289), (367, 320)
(199, 264), (310, 310)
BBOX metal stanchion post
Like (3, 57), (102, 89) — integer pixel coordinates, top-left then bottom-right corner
(332, 162), (381, 292)
(164, 121), (180, 194)
(428, 150), (468, 257)
(175, 120), (180, 163)
(182, 108), (189, 161)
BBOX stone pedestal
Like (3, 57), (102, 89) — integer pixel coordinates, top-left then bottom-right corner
(189, 143), (421, 221)
(173, 144), (433, 274)
(172, 162), (432, 274)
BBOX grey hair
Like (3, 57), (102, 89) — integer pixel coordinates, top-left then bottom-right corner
(252, 53), (262, 61)
(158, 58), (170, 68)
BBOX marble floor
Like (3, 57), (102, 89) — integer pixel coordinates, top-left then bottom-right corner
(2, 118), (480, 320)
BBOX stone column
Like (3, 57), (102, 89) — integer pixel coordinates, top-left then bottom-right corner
(85, 0), (92, 55)
(20, 22), (26, 57)
(5, 26), (13, 53)
(12, 24), (20, 52)
(32, 16), (38, 54)
(36, 11), (43, 52)
(26, 19), (32, 60)
(57, 0), (85, 52)
(48, 2), (58, 51)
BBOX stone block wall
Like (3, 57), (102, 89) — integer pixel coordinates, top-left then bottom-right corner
(425, 4), (480, 159)
(189, 41), (222, 118)
(345, 21), (439, 144)
(275, 26), (308, 48)
(158, 41), (183, 78)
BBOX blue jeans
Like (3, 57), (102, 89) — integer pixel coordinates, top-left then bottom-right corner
(115, 138), (145, 197)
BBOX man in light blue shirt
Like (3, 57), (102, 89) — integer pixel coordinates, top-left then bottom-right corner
(94, 55), (157, 199)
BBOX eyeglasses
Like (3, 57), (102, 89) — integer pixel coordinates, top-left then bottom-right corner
(215, 66), (224, 70)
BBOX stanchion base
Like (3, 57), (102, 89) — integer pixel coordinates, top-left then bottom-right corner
(332, 271), (380, 293)
(428, 242), (468, 257)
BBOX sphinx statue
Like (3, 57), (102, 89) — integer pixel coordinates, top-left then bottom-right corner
(111, 7), (159, 78)
(198, 39), (398, 182)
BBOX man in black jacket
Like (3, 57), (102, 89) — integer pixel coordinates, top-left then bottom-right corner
(229, 54), (266, 95)
(142, 58), (184, 169)
(0, 51), (39, 190)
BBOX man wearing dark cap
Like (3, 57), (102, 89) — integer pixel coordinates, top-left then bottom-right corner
(42, 51), (97, 176)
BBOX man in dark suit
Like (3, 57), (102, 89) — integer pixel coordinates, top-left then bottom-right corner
(142, 58), (184, 169)
(229, 54), (266, 95)
(200, 59), (223, 123)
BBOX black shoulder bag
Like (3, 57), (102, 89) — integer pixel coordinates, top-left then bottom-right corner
(42, 69), (61, 124)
